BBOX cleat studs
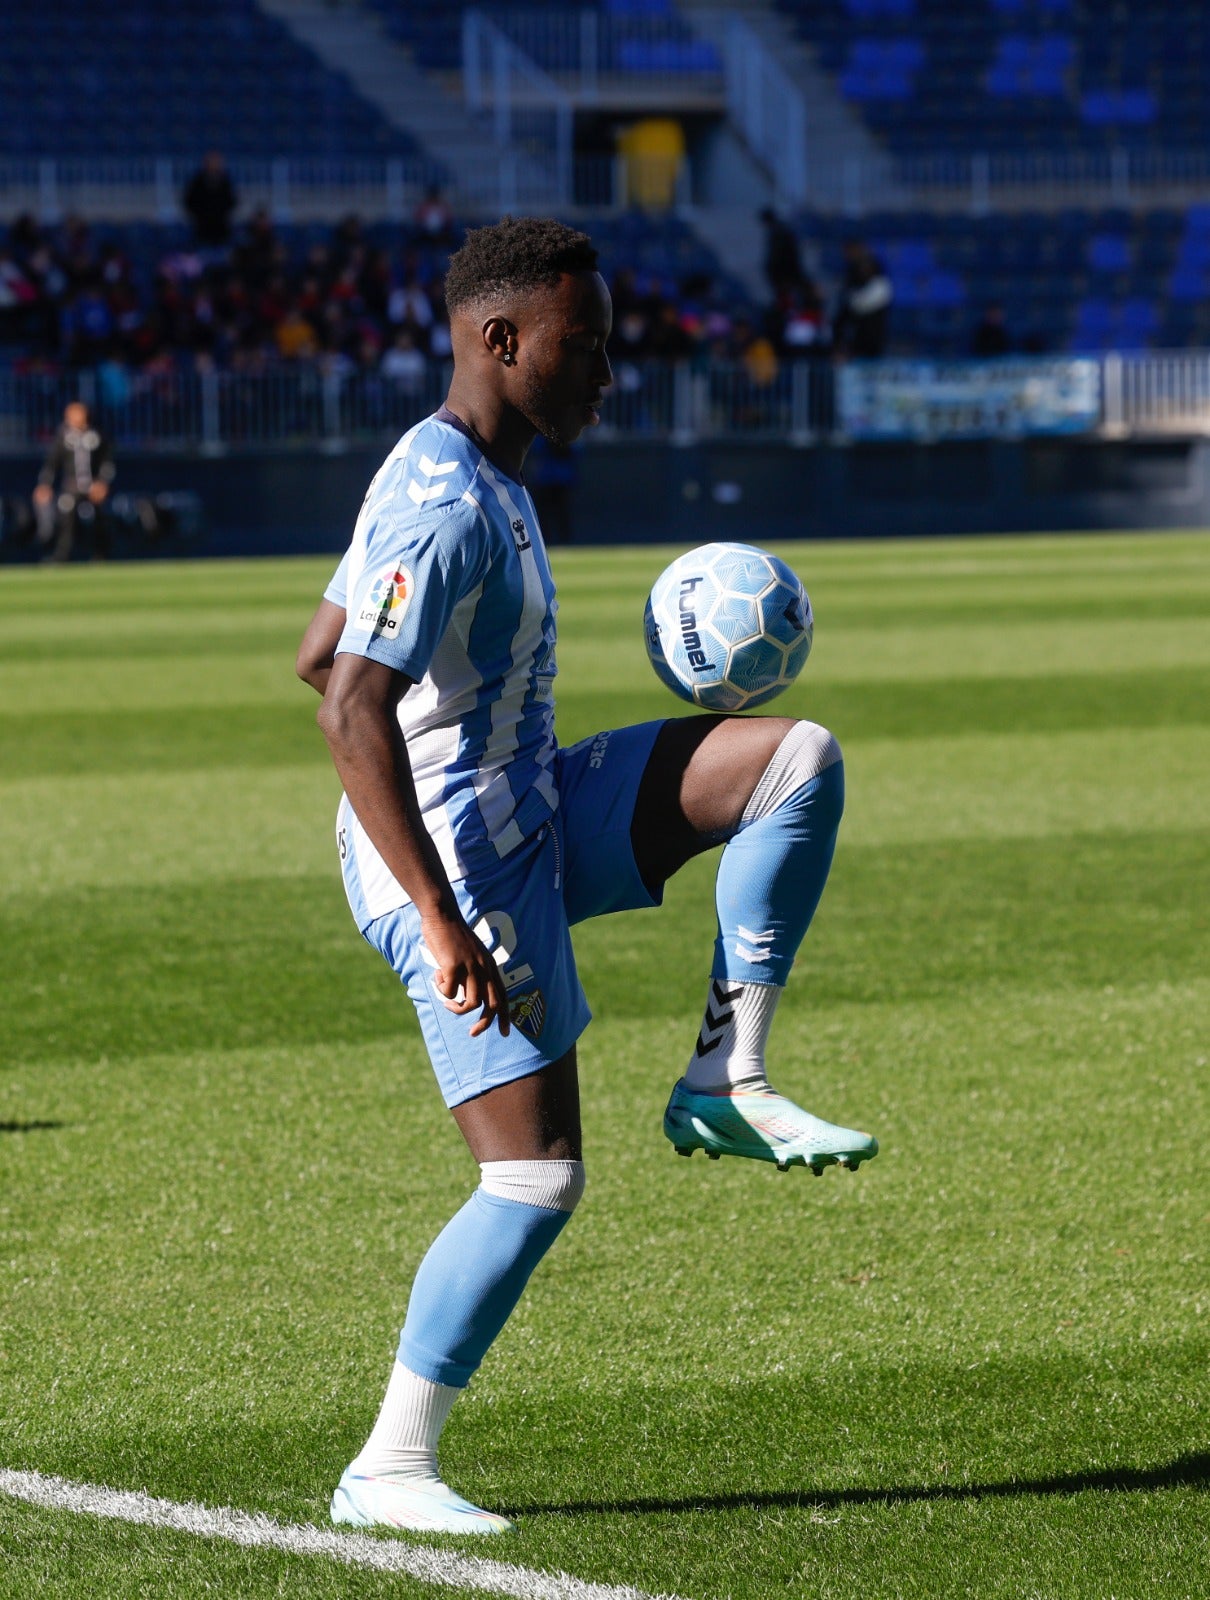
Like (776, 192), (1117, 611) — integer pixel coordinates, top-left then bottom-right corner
(676, 1146), (693, 1158)
(707, 1151), (721, 1161)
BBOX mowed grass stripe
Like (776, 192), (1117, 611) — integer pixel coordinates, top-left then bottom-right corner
(561, 613), (1210, 682)
(7, 665), (1210, 781)
(3, 703), (330, 779)
(0, 652), (314, 713)
(7, 573), (1210, 654)
(12, 613), (1209, 708)
(5, 724), (1204, 899)
(2, 827), (1204, 1067)
(0, 555), (335, 617)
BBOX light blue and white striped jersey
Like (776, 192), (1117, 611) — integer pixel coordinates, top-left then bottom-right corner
(325, 411), (559, 928)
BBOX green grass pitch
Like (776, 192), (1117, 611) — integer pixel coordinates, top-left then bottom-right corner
(1, 530), (1207, 1599)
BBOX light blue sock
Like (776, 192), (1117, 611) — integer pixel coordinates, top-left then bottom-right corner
(397, 1187), (574, 1389)
(711, 725), (845, 987)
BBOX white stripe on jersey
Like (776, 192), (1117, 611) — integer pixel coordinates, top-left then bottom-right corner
(331, 416), (562, 924)
(474, 465), (560, 819)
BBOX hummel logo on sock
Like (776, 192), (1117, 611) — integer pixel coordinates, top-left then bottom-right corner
(695, 980), (744, 1056)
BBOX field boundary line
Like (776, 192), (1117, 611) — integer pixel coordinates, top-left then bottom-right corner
(0, 1467), (687, 1600)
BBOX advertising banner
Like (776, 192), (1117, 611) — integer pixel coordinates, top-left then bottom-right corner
(839, 358), (1102, 440)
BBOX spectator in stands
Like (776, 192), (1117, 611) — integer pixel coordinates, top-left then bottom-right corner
(414, 185), (455, 247)
(235, 207), (280, 290)
(275, 297), (320, 362)
(778, 277), (831, 358)
(759, 207), (806, 300)
(183, 151), (239, 251)
(388, 274), (434, 340)
(61, 282), (115, 368)
(833, 240), (892, 359)
(646, 299), (698, 363)
(972, 302), (1011, 357)
(33, 400), (116, 563)
(0, 248), (39, 344)
(381, 327), (428, 395)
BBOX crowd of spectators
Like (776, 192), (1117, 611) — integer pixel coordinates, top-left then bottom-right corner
(0, 204), (462, 397)
(0, 178), (899, 409)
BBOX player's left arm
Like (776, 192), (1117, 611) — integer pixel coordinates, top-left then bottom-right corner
(296, 597), (347, 697)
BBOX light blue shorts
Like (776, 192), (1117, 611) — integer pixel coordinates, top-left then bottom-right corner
(364, 719), (667, 1107)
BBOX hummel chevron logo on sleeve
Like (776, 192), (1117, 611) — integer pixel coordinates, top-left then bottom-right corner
(695, 980), (743, 1056)
(406, 454), (459, 506)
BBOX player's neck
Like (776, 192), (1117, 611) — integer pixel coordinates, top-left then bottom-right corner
(441, 386), (533, 481)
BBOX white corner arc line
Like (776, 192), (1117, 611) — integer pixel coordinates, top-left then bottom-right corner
(0, 1468), (688, 1600)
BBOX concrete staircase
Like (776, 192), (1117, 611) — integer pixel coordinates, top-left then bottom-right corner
(681, 0), (902, 214)
(255, 0), (553, 211)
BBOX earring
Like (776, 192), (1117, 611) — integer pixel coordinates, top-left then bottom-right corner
(502, 351), (514, 366)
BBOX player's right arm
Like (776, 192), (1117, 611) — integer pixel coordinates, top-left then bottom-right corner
(316, 651), (511, 1039)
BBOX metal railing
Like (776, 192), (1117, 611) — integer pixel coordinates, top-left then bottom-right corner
(724, 14), (808, 209)
(1106, 350), (1210, 435)
(878, 147), (1210, 216)
(463, 13), (574, 209)
(5, 354), (1210, 456)
(467, 7), (723, 100)
(7, 145), (1210, 223)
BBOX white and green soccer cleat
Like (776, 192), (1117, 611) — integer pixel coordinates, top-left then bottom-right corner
(663, 1079), (878, 1174)
(331, 1468), (516, 1535)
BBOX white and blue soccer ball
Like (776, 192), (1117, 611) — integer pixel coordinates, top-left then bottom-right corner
(643, 542), (814, 712)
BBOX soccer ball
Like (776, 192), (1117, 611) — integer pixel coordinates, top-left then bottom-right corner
(643, 542), (814, 712)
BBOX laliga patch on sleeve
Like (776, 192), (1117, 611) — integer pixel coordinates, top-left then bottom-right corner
(354, 562), (414, 637)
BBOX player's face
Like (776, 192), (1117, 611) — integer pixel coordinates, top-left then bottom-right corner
(517, 271), (612, 447)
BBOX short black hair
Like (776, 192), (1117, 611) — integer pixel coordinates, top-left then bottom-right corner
(444, 216), (598, 313)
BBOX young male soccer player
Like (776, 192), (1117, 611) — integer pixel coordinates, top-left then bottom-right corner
(296, 217), (877, 1536)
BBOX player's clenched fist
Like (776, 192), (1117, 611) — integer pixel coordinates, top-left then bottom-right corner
(422, 912), (511, 1038)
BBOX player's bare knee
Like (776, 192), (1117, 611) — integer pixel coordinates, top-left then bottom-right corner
(479, 1159), (586, 1215)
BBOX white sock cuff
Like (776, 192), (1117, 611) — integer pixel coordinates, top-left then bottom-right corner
(741, 721), (842, 827)
(479, 1158), (586, 1214)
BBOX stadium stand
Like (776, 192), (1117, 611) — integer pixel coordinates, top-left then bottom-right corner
(2, 0), (1210, 379)
(774, 0), (1210, 156)
(0, 0), (419, 160)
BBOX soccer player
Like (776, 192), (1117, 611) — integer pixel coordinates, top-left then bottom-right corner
(296, 217), (877, 1536)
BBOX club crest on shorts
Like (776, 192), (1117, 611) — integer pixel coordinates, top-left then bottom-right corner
(510, 988), (546, 1040)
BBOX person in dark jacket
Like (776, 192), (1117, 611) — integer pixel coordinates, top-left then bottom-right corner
(183, 151), (238, 249)
(33, 400), (116, 561)
(833, 240), (893, 359)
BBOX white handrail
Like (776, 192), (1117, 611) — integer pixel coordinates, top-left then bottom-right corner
(724, 14), (808, 207)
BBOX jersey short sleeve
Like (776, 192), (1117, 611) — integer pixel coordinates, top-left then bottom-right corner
(335, 497), (492, 683)
(324, 550), (350, 609)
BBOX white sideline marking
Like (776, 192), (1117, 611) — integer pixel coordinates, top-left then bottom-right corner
(0, 1468), (686, 1600)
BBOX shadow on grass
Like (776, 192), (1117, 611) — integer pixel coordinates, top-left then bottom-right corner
(0, 1121), (66, 1134)
(504, 1451), (1210, 1520)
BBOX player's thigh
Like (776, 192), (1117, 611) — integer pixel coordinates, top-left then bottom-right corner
(452, 1048), (582, 1163)
(364, 826), (590, 1111)
(629, 713), (797, 886)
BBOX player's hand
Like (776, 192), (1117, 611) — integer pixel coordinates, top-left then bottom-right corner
(422, 910), (512, 1039)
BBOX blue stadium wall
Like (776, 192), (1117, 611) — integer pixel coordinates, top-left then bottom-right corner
(1, 438), (1207, 560)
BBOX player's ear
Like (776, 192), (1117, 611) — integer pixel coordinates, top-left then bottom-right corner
(482, 315), (518, 368)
